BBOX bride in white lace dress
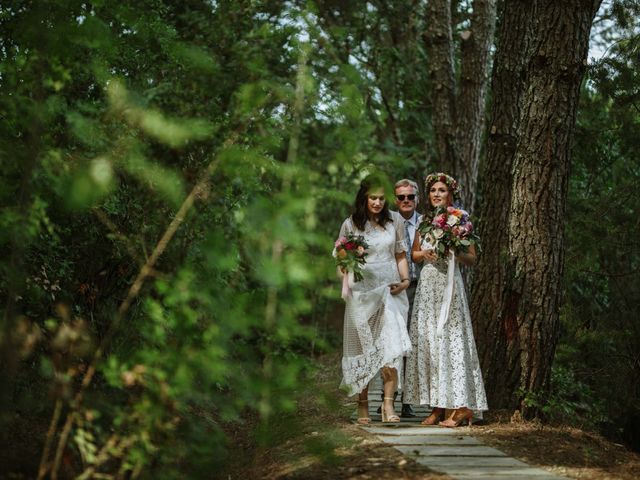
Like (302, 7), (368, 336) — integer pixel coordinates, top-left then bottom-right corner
(404, 173), (488, 427)
(337, 175), (412, 424)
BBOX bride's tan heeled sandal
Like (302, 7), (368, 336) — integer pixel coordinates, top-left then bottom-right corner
(421, 407), (444, 426)
(439, 407), (473, 428)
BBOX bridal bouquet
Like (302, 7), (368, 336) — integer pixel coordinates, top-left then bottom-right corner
(333, 234), (369, 282)
(418, 206), (480, 259)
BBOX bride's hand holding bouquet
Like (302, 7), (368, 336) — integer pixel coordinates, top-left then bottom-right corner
(418, 206), (480, 260)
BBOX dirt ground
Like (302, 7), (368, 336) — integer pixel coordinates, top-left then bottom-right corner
(233, 354), (640, 480)
(252, 415), (640, 480)
(474, 412), (640, 480)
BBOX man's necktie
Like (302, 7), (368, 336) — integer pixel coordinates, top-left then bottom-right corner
(405, 219), (414, 280)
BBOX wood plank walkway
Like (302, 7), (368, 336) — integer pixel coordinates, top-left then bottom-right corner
(353, 377), (566, 479)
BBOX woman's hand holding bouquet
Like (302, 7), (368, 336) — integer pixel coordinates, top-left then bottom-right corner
(417, 206), (480, 259)
(333, 234), (369, 281)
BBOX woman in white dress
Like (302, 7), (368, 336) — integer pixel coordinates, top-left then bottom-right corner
(404, 172), (488, 427)
(337, 175), (412, 424)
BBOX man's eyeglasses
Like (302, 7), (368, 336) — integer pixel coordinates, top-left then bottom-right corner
(396, 194), (416, 201)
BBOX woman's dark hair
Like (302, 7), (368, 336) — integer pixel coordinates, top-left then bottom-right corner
(351, 174), (393, 231)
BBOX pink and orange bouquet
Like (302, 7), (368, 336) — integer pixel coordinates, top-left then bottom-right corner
(417, 206), (480, 259)
(333, 234), (369, 282)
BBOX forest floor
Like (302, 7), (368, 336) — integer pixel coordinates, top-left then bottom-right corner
(227, 352), (640, 480)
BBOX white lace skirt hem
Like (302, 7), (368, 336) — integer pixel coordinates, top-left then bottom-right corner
(403, 264), (488, 412)
(341, 283), (411, 396)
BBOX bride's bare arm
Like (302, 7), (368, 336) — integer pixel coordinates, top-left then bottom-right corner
(390, 253), (410, 295)
(395, 253), (409, 280)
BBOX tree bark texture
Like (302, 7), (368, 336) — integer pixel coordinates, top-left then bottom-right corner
(470, 0), (537, 410)
(424, 0), (458, 176)
(470, 0), (602, 410)
(424, 0), (496, 209)
(456, 0), (497, 207)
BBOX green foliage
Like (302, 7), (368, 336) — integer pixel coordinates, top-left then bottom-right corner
(0, 0), (419, 477)
(520, 366), (608, 429)
(557, 2), (640, 446)
(2, 0), (638, 477)
(305, 1), (437, 181)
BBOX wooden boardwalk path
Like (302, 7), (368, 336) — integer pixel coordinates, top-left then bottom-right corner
(354, 376), (566, 479)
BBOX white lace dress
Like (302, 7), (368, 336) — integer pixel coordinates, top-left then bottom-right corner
(338, 216), (412, 396)
(403, 248), (488, 412)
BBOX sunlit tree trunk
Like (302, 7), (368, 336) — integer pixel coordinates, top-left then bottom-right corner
(471, 0), (602, 412)
(425, 0), (496, 209)
(425, 0), (458, 175)
(456, 0), (496, 208)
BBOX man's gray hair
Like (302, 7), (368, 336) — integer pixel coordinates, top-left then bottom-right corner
(394, 178), (419, 193)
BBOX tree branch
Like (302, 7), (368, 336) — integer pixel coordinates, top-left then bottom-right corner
(40, 129), (242, 480)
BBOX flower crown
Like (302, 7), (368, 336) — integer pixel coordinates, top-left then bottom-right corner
(424, 172), (460, 200)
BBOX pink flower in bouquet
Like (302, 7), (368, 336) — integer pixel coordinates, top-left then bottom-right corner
(433, 214), (447, 229)
(418, 206), (481, 259)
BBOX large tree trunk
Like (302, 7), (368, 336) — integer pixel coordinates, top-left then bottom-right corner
(471, 0), (602, 411)
(456, 0), (496, 208)
(425, 0), (496, 209)
(470, 0), (536, 408)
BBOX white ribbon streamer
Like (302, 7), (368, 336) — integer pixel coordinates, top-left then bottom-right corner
(341, 270), (355, 300)
(436, 250), (456, 337)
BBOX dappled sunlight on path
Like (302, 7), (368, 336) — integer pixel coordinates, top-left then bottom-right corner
(354, 376), (567, 479)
